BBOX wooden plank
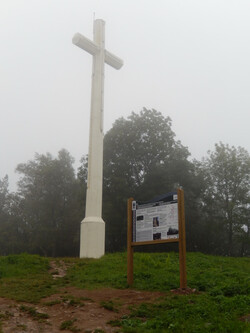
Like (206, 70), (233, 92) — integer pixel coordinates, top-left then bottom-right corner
(178, 188), (187, 289)
(131, 238), (179, 246)
(127, 198), (134, 286)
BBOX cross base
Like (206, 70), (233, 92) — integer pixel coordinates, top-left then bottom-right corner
(80, 217), (105, 258)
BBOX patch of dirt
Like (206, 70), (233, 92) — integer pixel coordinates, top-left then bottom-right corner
(0, 287), (165, 332)
(49, 260), (69, 279)
(240, 314), (250, 323)
(170, 287), (198, 295)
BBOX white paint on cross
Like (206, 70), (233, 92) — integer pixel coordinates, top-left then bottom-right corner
(72, 19), (123, 258)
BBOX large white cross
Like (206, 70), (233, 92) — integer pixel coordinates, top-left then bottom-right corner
(72, 19), (123, 258)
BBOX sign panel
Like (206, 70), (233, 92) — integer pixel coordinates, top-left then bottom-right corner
(132, 192), (178, 242)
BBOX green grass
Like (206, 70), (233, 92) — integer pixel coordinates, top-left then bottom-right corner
(0, 253), (60, 302)
(0, 253), (49, 278)
(67, 252), (250, 296)
(111, 293), (249, 332)
(0, 252), (249, 332)
(66, 252), (128, 289)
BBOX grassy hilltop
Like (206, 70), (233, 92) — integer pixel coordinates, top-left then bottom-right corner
(0, 252), (249, 332)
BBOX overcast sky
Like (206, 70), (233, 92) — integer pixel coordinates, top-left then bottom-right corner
(1, 0), (250, 190)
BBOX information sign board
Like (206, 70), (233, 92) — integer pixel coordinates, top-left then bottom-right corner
(127, 189), (187, 289)
(132, 192), (178, 242)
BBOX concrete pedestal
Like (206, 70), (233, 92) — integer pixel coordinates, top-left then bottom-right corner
(80, 217), (105, 258)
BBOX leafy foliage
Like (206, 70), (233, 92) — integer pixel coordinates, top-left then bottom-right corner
(0, 177), (27, 254)
(4, 149), (84, 257)
(104, 108), (187, 188)
(197, 143), (250, 255)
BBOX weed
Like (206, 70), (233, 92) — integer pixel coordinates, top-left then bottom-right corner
(80, 296), (93, 301)
(43, 299), (61, 306)
(59, 319), (80, 332)
(0, 311), (13, 321)
(16, 324), (27, 330)
(100, 300), (119, 312)
(19, 305), (49, 321)
(60, 319), (75, 329)
(107, 319), (122, 327)
(60, 295), (85, 307)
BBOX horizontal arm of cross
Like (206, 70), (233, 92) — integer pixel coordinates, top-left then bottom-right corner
(72, 33), (99, 56)
(72, 33), (123, 70)
(105, 50), (123, 70)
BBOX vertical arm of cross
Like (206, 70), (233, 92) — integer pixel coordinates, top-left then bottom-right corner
(72, 19), (123, 259)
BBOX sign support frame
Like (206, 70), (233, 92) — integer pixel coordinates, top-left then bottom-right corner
(127, 188), (187, 289)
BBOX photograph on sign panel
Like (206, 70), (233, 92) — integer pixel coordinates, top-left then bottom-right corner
(153, 232), (161, 240)
(153, 216), (159, 227)
(167, 226), (179, 236)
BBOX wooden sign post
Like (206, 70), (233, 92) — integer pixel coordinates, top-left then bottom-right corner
(127, 188), (187, 289)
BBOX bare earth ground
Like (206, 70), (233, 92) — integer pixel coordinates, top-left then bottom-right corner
(0, 287), (166, 333)
(0, 261), (166, 333)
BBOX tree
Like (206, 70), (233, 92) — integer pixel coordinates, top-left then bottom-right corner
(101, 108), (198, 251)
(0, 176), (11, 254)
(0, 175), (9, 216)
(15, 149), (82, 256)
(104, 108), (189, 190)
(0, 176), (25, 254)
(199, 142), (250, 255)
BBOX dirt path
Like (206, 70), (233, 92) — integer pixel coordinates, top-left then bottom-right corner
(49, 260), (70, 279)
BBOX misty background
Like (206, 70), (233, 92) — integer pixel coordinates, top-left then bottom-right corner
(1, 0), (250, 190)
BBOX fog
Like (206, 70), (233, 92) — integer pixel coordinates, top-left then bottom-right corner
(1, 0), (250, 190)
